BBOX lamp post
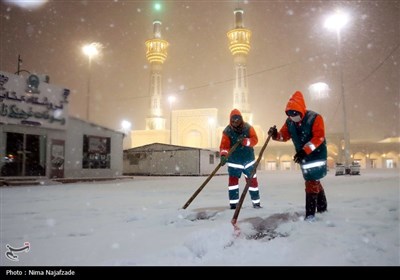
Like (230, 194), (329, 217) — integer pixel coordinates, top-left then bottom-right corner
(208, 117), (215, 149)
(324, 10), (350, 168)
(168, 95), (176, 144)
(82, 42), (101, 121)
(15, 54), (30, 75)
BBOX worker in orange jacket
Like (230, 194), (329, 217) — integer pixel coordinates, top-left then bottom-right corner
(268, 91), (328, 221)
(220, 109), (261, 210)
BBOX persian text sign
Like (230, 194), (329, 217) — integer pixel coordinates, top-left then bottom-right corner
(0, 71), (70, 130)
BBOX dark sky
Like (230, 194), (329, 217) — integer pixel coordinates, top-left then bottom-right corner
(1, 0), (399, 141)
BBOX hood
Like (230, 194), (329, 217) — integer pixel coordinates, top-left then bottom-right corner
(229, 108), (244, 133)
(230, 108), (242, 119)
(285, 91), (307, 118)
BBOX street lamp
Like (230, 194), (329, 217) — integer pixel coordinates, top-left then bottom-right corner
(324, 10), (351, 168)
(121, 120), (132, 149)
(308, 82), (330, 113)
(82, 42), (101, 121)
(168, 95), (176, 144)
(121, 120), (131, 134)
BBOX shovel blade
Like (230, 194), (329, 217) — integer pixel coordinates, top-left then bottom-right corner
(231, 219), (240, 237)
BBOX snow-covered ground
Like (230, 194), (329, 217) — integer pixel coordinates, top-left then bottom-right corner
(1, 169), (399, 266)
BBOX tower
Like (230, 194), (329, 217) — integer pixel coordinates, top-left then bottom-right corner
(227, 8), (253, 124)
(145, 20), (169, 130)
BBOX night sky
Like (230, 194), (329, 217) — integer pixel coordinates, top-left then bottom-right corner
(1, 0), (399, 141)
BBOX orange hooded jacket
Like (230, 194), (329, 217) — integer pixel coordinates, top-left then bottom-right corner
(274, 91), (325, 155)
(219, 109), (258, 159)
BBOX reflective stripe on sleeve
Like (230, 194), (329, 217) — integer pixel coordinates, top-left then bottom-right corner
(305, 141), (316, 152)
(302, 160), (326, 170)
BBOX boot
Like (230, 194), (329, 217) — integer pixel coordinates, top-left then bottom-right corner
(252, 203), (262, 209)
(305, 193), (317, 218)
(317, 188), (328, 213)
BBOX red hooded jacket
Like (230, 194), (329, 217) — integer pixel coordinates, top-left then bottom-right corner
(274, 91), (325, 155)
(219, 109), (258, 162)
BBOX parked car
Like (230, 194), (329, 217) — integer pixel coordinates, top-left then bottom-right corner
(335, 163), (346, 176)
(335, 162), (361, 176)
(350, 162), (361, 175)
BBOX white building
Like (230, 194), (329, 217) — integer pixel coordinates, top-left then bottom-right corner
(123, 143), (224, 176)
(0, 71), (124, 182)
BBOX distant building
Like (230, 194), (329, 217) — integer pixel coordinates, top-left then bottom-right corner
(123, 143), (224, 176)
(260, 134), (399, 171)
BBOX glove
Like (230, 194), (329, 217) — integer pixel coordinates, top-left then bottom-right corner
(220, 155), (227, 166)
(268, 126), (278, 138)
(293, 149), (307, 164)
(242, 138), (251, 147)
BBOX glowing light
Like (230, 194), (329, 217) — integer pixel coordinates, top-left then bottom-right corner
(4, 0), (48, 10)
(82, 42), (102, 60)
(154, 3), (162, 12)
(324, 10), (349, 32)
(121, 120), (131, 131)
(168, 95), (176, 105)
(308, 82), (330, 101)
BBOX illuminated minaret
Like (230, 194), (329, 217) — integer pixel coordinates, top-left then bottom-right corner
(145, 20), (169, 130)
(227, 8), (253, 124)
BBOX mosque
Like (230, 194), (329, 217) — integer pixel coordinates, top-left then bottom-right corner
(128, 8), (263, 150)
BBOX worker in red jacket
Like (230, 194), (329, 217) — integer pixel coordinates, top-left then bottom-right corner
(268, 91), (328, 221)
(220, 109), (261, 210)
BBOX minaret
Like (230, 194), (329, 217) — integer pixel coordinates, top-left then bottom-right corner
(227, 8), (253, 124)
(145, 20), (169, 130)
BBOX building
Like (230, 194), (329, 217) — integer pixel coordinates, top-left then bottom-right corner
(0, 71), (124, 180)
(123, 143), (224, 176)
(129, 6), (267, 150)
(130, 20), (170, 146)
(259, 134), (399, 171)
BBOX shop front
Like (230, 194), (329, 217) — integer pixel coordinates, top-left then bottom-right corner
(0, 71), (123, 180)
